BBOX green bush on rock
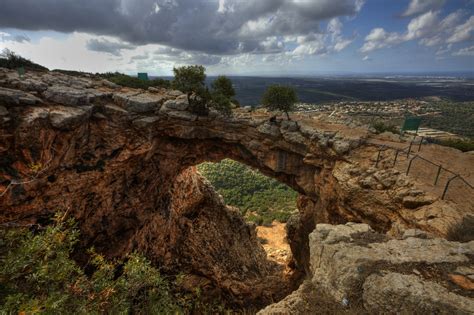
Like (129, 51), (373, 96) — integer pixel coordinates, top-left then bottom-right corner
(0, 214), (178, 314)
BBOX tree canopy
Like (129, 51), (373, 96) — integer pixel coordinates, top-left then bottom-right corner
(211, 76), (235, 99)
(261, 85), (298, 119)
(172, 65), (206, 95)
(171, 65), (235, 116)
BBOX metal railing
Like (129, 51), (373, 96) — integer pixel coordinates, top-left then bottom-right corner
(373, 137), (473, 201)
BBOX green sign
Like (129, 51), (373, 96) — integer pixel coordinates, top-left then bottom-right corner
(17, 67), (25, 78)
(137, 72), (149, 81)
(401, 117), (422, 132)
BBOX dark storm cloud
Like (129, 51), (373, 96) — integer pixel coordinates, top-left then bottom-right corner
(86, 38), (134, 56)
(0, 0), (364, 54)
(12, 35), (31, 43)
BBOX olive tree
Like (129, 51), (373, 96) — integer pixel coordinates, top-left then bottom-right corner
(172, 66), (234, 116)
(261, 85), (298, 120)
(211, 75), (235, 99)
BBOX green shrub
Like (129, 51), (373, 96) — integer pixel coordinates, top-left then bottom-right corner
(435, 138), (474, 152)
(261, 85), (298, 120)
(0, 214), (179, 314)
(371, 121), (399, 134)
(172, 66), (233, 115)
(211, 76), (235, 99)
(0, 49), (48, 71)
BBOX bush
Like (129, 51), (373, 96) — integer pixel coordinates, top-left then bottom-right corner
(172, 65), (233, 116)
(172, 65), (206, 95)
(0, 49), (48, 71)
(261, 85), (298, 120)
(434, 138), (474, 152)
(371, 121), (399, 134)
(211, 76), (235, 99)
(0, 214), (179, 314)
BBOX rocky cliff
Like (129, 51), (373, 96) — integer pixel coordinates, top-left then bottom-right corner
(259, 223), (474, 314)
(0, 68), (472, 308)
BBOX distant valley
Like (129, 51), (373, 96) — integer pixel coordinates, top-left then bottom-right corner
(198, 76), (474, 106)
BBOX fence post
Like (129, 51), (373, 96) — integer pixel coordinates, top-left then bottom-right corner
(407, 142), (413, 157)
(418, 136), (424, 152)
(434, 165), (442, 186)
(406, 155), (418, 176)
(375, 148), (383, 167)
(393, 150), (400, 167)
(442, 174), (460, 200)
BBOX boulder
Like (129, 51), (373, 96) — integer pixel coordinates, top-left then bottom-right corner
(114, 92), (163, 113)
(161, 95), (189, 111)
(43, 86), (90, 106)
(0, 87), (42, 106)
(307, 223), (473, 312)
(363, 272), (474, 314)
(49, 106), (92, 130)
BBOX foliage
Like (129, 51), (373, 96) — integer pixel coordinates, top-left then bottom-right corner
(0, 214), (179, 314)
(433, 138), (474, 152)
(100, 72), (170, 89)
(0, 49), (49, 71)
(421, 101), (474, 138)
(172, 65), (207, 95)
(198, 159), (297, 225)
(371, 121), (399, 134)
(261, 85), (298, 119)
(172, 65), (233, 115)
(209, 92), (232, 116)
(211, 76), (235, 99)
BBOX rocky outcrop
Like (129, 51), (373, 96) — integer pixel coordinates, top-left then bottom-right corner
(260, 223), (474, 314)
(0, 68), (472, 307)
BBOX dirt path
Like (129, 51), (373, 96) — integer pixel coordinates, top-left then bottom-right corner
(256, 222), (291, 266)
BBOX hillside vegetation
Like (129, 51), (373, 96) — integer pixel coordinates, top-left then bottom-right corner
(198, 159), (298, 225)
(0, 49), (48, 72)
(0, 214), (233, 314)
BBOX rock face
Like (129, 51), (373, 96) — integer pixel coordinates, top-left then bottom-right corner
(259, 223), (474, 314)
(0, 68), (472, 307)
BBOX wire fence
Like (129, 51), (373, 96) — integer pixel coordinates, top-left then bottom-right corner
(372, 136), (473, 205)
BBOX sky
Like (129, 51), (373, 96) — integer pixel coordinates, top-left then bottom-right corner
(0, 0), (473, 76)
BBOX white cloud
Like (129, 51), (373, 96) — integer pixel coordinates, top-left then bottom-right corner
(402, 0), (445, 17)
(362, 55), (370, 61)
(361, 8), (474, 54)
(435, 44), (452, 56)
(290, 17), (354, 56)
(360, 28), (404, 53)
(452, 45), (474, 56)
(447, 16), (474, 43)
(405, 10), (438, 40)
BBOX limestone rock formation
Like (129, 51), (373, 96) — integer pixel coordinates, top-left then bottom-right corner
(0, 67), (472, 308)
(260, 223), (474, 314)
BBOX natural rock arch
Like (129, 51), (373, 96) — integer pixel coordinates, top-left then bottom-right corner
(0, 69), (467, 305)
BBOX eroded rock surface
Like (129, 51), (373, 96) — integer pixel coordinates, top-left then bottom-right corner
(1, 68), (472, 307)
(261, 223), (474, 314)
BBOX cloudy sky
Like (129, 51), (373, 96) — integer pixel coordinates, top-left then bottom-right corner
(0, 0), (473, 76)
